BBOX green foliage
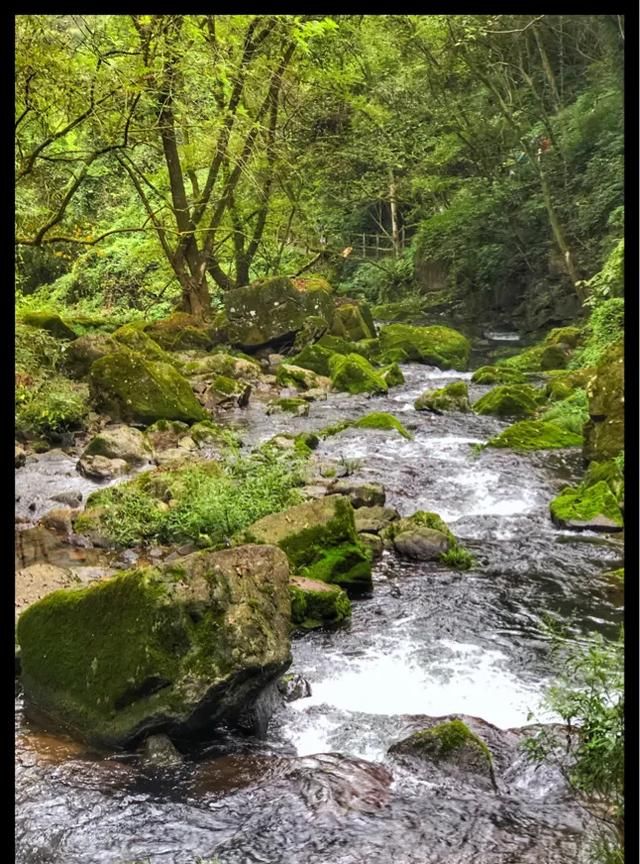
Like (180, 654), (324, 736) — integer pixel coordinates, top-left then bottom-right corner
(541, 389), (589, 436)
(523, 627), (624, 864)
(78, 451), (305, 548)
(572, 298), (624, 368)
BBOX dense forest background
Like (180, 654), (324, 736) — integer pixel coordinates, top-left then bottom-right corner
(16, 14), (624, 331)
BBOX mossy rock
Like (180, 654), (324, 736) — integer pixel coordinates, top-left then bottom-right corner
(470, 366), (526, 386)
(64, 333), (120, 378)
(385, 510), (473, 570)
(17, 545), (292, 748)
(486, 420), (583, 451)
(549, 480), (623, 531)
(291, 315), (330, 352)
(224, 277), (333, 349)
(378, 324), (470, 371)
(183, 352), (260, 380)
(83, 425), (152, 466)
(317, 333), (368, 357)
(545, 326), (583, 348)
(584, 459), (624, 502)
(245, 494), (372, 593)
(544, 368), (595, 401)
(21, 311), (76, 340)
(353, 412), (412, 439)
(290, 343), (334, 377)
(329, 353), (388, 395)
(266, 397), (310, 417)
(144, 313), (215, 351)
(291, 275), (334, 294)
(89, 348), (208, 425)
(498, 326), (580, 373)
(415, 381), (470, 413)
(389, 719), (494, 785)
(378, 347), (410, 365)
(472, 384), (545, 418)
(380, 362), (405, 387)
(584, 340), (624, 463)
(289, 577), (350, 631)
(275, 363), (331, 392)
(113, 324), (176, 366)
(330, 301), (377, 341)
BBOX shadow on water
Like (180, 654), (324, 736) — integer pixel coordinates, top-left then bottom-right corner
(15, 363), (622, 863)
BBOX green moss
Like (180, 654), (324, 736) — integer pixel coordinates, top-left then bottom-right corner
(540, 389), (589, 435)
(21, 310), (76, 340)
(16, 375), (90, 440)
(301, 543), (372, 591)
(329, 353), (388, 395)
(546, 326), (583, 348)
(440, 547), (475, 570)
(544, 368), (594, 401)
(316, 334), (363, 356)
(291, 275), (333, 294)
(378, 324), (470, 370)
(378, 348), (410, 365)
(470, 366), (526, 385)
(275, 363), (328, 391)
(583, 339), (624, 462)
(144, 313), (214, 351)
(353, 411), (412, 439)
(415, 381), (470, 413)
(183, 352), (260, 378)
(487, 420), (583, 451)
(330, 302), (376, 341)
(386, 511), (474, 570)
(550, 480), (623, 528)
(291, 343), (334, 377)
(289, 579), (351, 630)
(498, 326), (581, 373)
(113, 324), (175, 365)
(89, 348), (207, 424)
(406, 719), (492, 764)
(267, 397), (309, 416)
(473, 384), (545, 418)
(213, 374), (241, 396)
(189, 420), (241, 450)
(380, 362), (405, 387)
(64, 333), (121, 378)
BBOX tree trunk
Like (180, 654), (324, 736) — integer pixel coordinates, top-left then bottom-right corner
(388, 168), (400, 258)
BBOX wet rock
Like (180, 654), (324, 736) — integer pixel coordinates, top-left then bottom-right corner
(153, 447), (201, 469)
(290, 575), (351, 630)
(330, 301), (377, 341)
(246, 495), (372, 593)
(15, 444), (26, 468)
(278, 673), (312, 702)
(471, 365), (526, 385)
(354, 505), (400, 534)
(140, 733), (183, 768)
(378, 323), (471, 370)
(39, 507), (78, 535)
(201, 375), (252, 409)
(276, 363), (332, 392)
(473, 384), (544, 418)
(300, 387), (328, 402)
(389, 583), (402, 598)
(329, 353), (388, 395)
(81, 425), (152, 467)
(393, 527), (451, 561)
(267, 353), (285, 371)
(18, 544), (292, 748)
(51, 490), (83, 508)
(300, 484), (329, 500)
(329, 480), (385, 509)
(77, 454), (129, 480)
(266, 397), (310, 417)
(359, 532), (384, 559)
(415, 381), (470, 413)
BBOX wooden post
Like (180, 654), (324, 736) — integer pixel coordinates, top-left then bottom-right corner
(375, 234), (379, 257)
(388, 167), (400, 258)
(362, 233), (366, 258)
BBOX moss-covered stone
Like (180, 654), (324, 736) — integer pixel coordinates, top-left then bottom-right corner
(378, 324), (470, 370)
(266, 397), (310, 417)
(470, 366), (526, 386)
(83, 425), (152, 466)
(583, 340), (624, 463)
(486, 420), (583, 451)
(144, 313), (214, 351)
(549, 480), (623, 531)
(21, 310), (76, 340)
(353, 412), (412, 439)
(389, 719), (493, 782)
(317, 333), (367, 357)
(472, 384), (545, 418)
(385, 511), (474, 569)
(329, 353), (388, 395)
(415, 381), (470, 413)
(64, 333), (120, 378)
(275, 363), (331, 392)
(544, 368), (595, 401)
(17, 544), (292, 747)
(289, 576), (351, 631)
(330, 301), (377, 341)
(545, 326), (583, 348)
(89, 348), (208, 425)
(245, 494), (372, 593)
(291, 275), (333, 294)
(378, 347), (410, 365)
(224, 276), (333, 349)
(290, 343), (334, 377)
(380, 362), (405, 387)
(183, 352), (261, 380)
(498, 326), (581, 373)
(113, 323), (175, 365)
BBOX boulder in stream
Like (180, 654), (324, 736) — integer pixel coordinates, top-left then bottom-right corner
(393, 526), (451, 560)
(415, 381), (470, 413)
(277, 672), (312, 702)
(17, 544), (292, 748)
(329, 301), (377, 341)
(289, 575), (351, 630)
(378, 323), (471, 370)
(329, 353), (388, 395)
(329, 480), (385, 508)
(354, 505), (400, 535)
(82, 425), (152, 467)
(472, 384), (545, 418)
(77, 454), (130, 480)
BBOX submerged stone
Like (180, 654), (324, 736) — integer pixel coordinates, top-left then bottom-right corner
(393, 527), (450, 560)
(17, 544), (292, 748)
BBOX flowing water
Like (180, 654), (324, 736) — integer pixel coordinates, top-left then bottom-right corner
(15, 363), (623, 864)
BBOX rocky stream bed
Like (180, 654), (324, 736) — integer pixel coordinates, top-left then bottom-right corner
(15, 358), (623, 864)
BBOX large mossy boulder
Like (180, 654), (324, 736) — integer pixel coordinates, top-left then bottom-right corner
(21, 311), (76, 340)
(64, 333), (120, 378)
(290, 343), (334, 377)
(543, 368), (595, 401)
(497, 326), (582, 373)
(289, 576), (351, 631)
(144, 313), (215, 351)
(89, 348), (207, 425)
(329, 353), (388, 395)
(245, 494), (372, 593)
(415, 381), (470, 413)
(583, 340), (624, 462)
(470, 366), (526, 386)
(472, 384), (544, 418)
(183, 351), (261, 380)
(486, 420), (583, 451)
(388, 718), (495, 789)
(113, 323), (175, 365)
(17, 544), (292, 748)
(379, 324), (470, 370)
(330, 301), (377, 341)
(224, 276), (333, 350)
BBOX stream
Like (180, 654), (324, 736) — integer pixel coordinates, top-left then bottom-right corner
(15, 361), (624, 864)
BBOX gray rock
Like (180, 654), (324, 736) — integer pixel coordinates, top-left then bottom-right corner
(77, 454), (130, 480)
(278, 673), (312, 702)
(359, 532), (384, 559)
(393, 527), (450, 561)
(330, 480), (385, 508)
(39, 507), (78, 534)
(140, 733), (183, 768)
(354, 505), (400, 534)
(52, 490), (83, 508)
(82, 425), (151, 466)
